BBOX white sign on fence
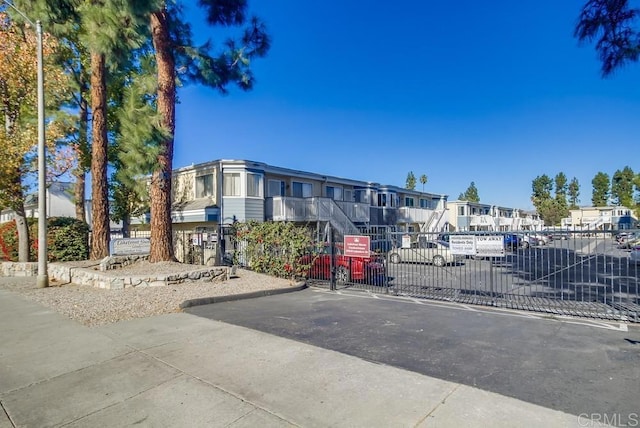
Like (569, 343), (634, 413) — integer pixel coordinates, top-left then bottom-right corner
(449, 235), (476, 256)
(475, 235), (505, 257)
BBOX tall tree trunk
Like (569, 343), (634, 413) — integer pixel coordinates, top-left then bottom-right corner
(89, 52), (110, 260)
(122, 214), (130, 238)
(149, 10), (176, 262)
(12, 185), (30, 262)
(74, 170), (85, 221)
(74, 97), (89, 222)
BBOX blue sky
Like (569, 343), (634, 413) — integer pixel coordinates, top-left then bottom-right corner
(176, 0), (640, 210)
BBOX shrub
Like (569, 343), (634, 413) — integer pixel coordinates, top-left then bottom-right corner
(0, 216), (89, 262)
(45, 217), (90, 261)
(230, 221), (314, 279)
(0, 220), (18, 261)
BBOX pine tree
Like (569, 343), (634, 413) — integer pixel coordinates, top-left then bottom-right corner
(568, 177), (580, 209)
(147, 0), (270, 262)
(405, 171), (416, 190)
(611, 166), (635, 207)
(591, 172), (610, 206)
(462, 182), (480, 203)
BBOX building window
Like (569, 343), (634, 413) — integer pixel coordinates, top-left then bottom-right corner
(458, 206), (465, 216)
(405, 197), (415, 207)
(344, 189), (353, 202)
(223, 172), (241, 196)
(326, 185), (343, 201)
(378, 194), (387, 207)
(419, 198), (429, 208)
(247, 173), (263, 197)
(268, 179), (285, 197)
(195, 174), (214, 198)
(355, 189), (367, 203)
(292, 181), (312, 198)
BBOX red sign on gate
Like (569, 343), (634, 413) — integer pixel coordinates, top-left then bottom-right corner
(343, 235), (371, 258)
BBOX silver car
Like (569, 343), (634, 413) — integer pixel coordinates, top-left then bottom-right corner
(388, 239), (460, 267)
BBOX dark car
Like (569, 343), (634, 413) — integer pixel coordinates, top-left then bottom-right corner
(504, 233), (521, 250)
(299, 243), (387, 286)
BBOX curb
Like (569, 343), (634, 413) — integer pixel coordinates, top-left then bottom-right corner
(179, 281), (308, 309)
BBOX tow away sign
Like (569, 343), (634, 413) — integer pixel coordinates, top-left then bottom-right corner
(343, 235), (371, 258)
(475, 235), (505, 257)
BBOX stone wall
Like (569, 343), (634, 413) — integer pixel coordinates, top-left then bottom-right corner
(0, 262), (38, 277)
(47, 263), (228, 290)
(2, 260), (229, 289)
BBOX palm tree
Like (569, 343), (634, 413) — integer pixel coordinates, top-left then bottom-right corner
(420, 174), (428, 192)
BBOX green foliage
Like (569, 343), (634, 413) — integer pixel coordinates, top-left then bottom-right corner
(568, 177), (580, 209)
(230, 221), (314, 279)
(591, 172), (610, 206)
(45, 217), (90, 261)
(536, 199), (568, 227)
(0, 217), (89, 262)
(554, 172), (568, 199)
(460, 182), (480, 202)
(419, 174), (428, 191)
(405, 171), (416, 190)
(575, 0), (640, 77)
(611, 166), (635, 208)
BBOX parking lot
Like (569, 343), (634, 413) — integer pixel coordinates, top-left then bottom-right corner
(316, 234), (640, 322)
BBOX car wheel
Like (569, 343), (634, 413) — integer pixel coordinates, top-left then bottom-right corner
(389, 253), (401, 264)
(521, 241), (530, 249)
(336, 266), (350, 284)
(433, 255), (445, 267)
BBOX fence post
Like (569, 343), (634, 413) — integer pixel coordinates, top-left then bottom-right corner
(329, 223), (336, 291)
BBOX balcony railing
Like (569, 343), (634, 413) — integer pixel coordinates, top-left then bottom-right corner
(266, 197), (370, 224)
(398, 206), (436, 224)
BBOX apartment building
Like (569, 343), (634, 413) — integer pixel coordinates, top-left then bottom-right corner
(561, 206), (637, 230)
(131, 159), (449, 240)
(445, 200), (544, 232)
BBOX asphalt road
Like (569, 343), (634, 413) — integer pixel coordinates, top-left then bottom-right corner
(186, 288), (640, 424)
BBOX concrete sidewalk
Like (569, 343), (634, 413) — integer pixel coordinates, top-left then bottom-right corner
(0, 288), (597, 427)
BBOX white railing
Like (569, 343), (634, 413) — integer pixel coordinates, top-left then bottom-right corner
(398, 206), (436, 224)
(266, 197), (361, 237)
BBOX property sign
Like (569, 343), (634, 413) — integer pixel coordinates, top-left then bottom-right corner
(475, 235), (505, 257)
(343, 235), (371, 258)
(449, 235), (476, 256)
(401, 234), (411, 249)
(109, 238), (151, 256)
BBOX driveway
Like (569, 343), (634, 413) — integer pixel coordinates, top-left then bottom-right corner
(186, 287), (640, 424)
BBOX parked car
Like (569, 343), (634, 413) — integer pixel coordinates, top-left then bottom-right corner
(616, 232), (639, 247)
(532, 233), (550, 245)
(299, 243), (387, 285)
(516, 234), (538, 249)
(619, 236), (640, 250)
(630, 244), (640, 264)
(504, 233), (522, 250)
(388, 239), (461, 267)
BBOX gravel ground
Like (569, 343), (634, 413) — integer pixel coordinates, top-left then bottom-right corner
(0, 264), (300, 327)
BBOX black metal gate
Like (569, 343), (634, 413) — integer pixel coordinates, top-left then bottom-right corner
(309, 229), (640, 323)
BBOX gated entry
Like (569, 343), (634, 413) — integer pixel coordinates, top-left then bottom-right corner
(308, 229), (640, 323)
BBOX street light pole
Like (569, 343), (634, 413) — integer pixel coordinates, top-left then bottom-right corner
(3, 1), (48, 287)
(35, 19), (47, 288)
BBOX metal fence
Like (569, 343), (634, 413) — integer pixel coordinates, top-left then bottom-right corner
(304, 229), (640, 323)
(129, 229), (224, 265)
